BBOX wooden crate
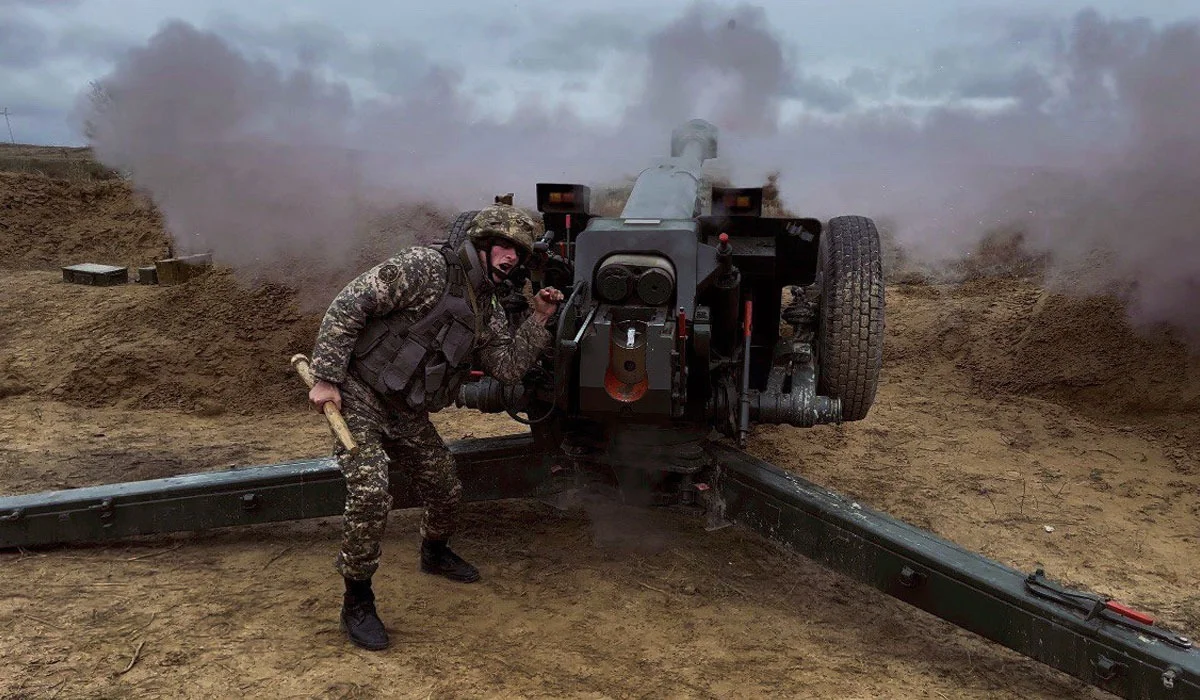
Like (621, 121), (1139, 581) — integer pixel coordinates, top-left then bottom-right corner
(155, 253), (213, 286)
(61, 263), (129, 286)
(137, 266), (158, 285)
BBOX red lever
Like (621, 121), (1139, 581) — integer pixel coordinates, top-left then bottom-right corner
(743, 300), (753, 337)
(1105, 601), (1155, 626)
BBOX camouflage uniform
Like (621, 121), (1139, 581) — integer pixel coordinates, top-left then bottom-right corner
(311, 242), (550, 581)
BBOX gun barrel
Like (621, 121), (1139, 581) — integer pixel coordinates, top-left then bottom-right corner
(620, 119), (718, 220)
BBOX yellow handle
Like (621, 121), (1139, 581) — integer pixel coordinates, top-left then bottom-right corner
(291, 354), (359, 456)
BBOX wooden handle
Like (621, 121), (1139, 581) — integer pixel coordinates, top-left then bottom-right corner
(290, 354), (359, 455)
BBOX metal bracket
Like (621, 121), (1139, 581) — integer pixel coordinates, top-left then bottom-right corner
(90, 498), (115, 527)
(1096, 654), (1127, 682)
(898, 565), (926, 589)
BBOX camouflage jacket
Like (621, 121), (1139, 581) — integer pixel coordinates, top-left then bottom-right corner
(311, 245), (551, 429)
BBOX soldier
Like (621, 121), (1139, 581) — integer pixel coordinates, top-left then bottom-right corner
(306, 202), (564, 651)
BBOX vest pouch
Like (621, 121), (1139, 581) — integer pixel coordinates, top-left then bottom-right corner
(353, 321), (389, 359)
(441, 319), (476, 367)
(380, 340), (427, 392)
(428, 364), (469, 412)
(406, 379), (426, 409)
(424, 359), (448, 392)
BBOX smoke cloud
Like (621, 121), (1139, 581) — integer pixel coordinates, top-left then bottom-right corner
(77, 4), (1200, 338)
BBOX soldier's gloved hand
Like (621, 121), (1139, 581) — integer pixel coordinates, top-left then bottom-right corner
(309, 380), (343, 413)
(531, 287), (564, 325)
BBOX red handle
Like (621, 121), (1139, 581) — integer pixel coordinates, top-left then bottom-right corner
(1105, 601), (1155, 626)
(743, 300), (753, 338)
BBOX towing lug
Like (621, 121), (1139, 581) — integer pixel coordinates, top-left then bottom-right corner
(1095, 654), (1125, 682)
(1162, 666), (1179, 689)
(898, 565), (925, 589)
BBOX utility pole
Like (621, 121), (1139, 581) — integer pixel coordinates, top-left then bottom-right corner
(1, 108), (12, 144)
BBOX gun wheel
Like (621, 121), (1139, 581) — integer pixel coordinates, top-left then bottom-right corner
(441, 210), (480, 249)
(816, 215), (885, 421)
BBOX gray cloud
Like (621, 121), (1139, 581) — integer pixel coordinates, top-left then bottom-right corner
(362, 41), (434, 97)
(896, 14), (1065, 105)
(72, 3), (1200, 341)
(6, 101), (65, 121)
(1027, 11), (1200, 332)
(629, 2), (793, 134)
(803, 9), (1200, 337)
(0, 0), (81, 6)
(0, 17), (50, 68)
(56, 24), (135, 62)
(209, 17), (349, 66)
(843, 67), (891, 100)
(209, 18), (432, 97)
(898, 52), (1053, 105)
(74, 2), (803, 283)
(788, 74), (857, 113)
(508, 15), (645, 73)
(958, 64), (1054, 107)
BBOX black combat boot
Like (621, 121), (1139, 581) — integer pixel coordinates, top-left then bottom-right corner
(340, 577), (390, 650)
(420, 539), (481, 583)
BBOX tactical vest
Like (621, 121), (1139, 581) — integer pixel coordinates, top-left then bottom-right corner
(350, 246), (481, 412)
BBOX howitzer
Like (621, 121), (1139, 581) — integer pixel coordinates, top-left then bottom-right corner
(2, 120), (1196, 699)
(455, 117), (880, 508)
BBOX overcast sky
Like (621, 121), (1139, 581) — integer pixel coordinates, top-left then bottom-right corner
(5, 0), (1200, 337)
(2, 0), (1196, 146)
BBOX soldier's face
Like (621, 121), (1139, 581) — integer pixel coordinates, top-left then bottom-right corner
(481, 241), (520, 282)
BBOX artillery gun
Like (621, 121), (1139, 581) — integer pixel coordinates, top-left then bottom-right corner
(450, 118), (879, 514)
(1, 120), (1196, 699)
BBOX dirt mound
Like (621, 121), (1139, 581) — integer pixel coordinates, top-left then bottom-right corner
(0, 158), (465, 415)
(952, 228), (1049, 282)
(71, 269), (319, 414)
(970, 288), (1200, 416)
(0, 269), (320, 415)
(0, 172), (170, 270)
(887, 277), (1200, 421)
(0, 143), (119, 181)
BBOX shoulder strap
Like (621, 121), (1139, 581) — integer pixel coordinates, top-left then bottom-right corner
(440, 244), (482, 341)
(439, 245), (467, 298)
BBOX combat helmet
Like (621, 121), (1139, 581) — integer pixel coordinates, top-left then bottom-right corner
(466, 195), (539, 259)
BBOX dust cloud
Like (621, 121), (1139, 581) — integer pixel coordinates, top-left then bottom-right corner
(76, 4), (1200, 337)
(630, 4), (791, 135)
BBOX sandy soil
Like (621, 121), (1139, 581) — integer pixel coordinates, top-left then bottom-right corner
(2, 165), (1198, 698)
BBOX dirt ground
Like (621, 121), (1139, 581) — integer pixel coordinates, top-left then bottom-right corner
(2, 164), (1199, 698)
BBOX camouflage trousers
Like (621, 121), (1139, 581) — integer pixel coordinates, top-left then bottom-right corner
(332, 396), (462, 581)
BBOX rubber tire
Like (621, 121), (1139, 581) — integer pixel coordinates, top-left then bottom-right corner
(816, 215), (884, 422)
(442, 210), (480, 250)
